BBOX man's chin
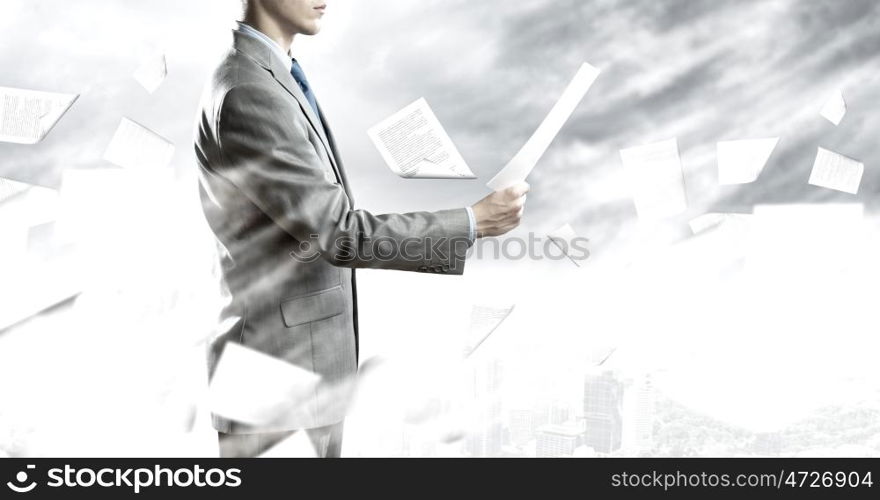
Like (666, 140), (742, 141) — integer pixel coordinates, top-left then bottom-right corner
(302, 22), (322, 36)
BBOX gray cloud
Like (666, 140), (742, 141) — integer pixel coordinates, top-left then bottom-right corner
(318, 0), (880, 251)
(2, 0), (878, 243)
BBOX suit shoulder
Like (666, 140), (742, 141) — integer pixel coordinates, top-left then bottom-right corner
(204, 50), (275, 101)
(194, 49), (279, 152)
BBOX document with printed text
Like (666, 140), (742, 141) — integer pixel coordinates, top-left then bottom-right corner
(368, 98), (476, 179)
(808, 147), (863, 194)
(0, 87), (78, 144)
(103, 117), (175, 170)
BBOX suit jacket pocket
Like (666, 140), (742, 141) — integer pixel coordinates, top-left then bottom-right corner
(280, 285), (344, 328)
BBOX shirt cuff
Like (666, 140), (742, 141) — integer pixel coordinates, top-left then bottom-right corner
(465, 206), (477, 243)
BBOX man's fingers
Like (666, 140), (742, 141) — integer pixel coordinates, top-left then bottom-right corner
(502, 182), (530, 199)
(508, 195), (526, 215)
(478, 181), (529, 237)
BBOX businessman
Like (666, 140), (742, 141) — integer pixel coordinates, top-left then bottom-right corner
(194, 0), (529, 458)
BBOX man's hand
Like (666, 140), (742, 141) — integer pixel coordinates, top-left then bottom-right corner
(471, 182), (530, 238)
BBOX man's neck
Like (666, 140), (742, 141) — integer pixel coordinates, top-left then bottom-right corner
(242, 11), (295, 54)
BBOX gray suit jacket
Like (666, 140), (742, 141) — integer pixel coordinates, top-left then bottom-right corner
(194, 31), (472, 433)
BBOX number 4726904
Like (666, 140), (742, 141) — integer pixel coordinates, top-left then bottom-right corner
(784, 471), (873, 488)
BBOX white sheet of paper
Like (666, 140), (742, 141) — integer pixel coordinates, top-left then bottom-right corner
(103, 117), (175, 170)
(463, 304), (515, 358)
(0, 87), (78, 144)
(0, 254), (82, 332)
(547, 223), (583, 267)
(819, 89), (846, 126)
(619, 138), (688, 221)
(258, 429), (318, 458)
(0, 189), (81, 331)
(717, 138), (779, 185)
(0, 216), (27, 266)
(808, 147), (863, 194)
(487, 62), (601, 191)
(0, 177), (32, 202)
(367, 98), (475, 179)
(0, 180), (59, 233)
(208, 343), (322, 426)
(133, 53), (167, 94)
(689, 212), (751, 235)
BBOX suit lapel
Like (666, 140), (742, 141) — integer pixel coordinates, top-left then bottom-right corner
(317, 103), (355, 205)
(269, 64), (345, 184)
(232, 31), (346, 189)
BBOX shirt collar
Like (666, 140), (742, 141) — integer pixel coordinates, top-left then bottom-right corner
(234, 21), (293, 72)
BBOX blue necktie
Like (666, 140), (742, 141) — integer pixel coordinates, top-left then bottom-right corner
(290, 58), (320, 117)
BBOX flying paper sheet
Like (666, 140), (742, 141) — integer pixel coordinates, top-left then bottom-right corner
(27, 221), (72, 261)
(103, 117), (175, 170)
(0, 179), (59, 231)
(808, 147), (863, 195)
(0, 177), (31, 202)
(463, 304), (515, 358)
(367, 98), (475, 179)
(257, 430), (318, 458)
(0, 87), (78, 144)
(209, 342), (322, 426)
(0, 221), (27, 267)
(717, 138), (779, 185)
(547, 223), (583, 267)
(133, 53), (168, 94)
(487, 62), (601, 191)
(619, 138), (688, 221)
(819, 89), (846, 126)
(0, 193), (82, 331)
(689, 212), (751, 235)
(0, 256), (82, 332)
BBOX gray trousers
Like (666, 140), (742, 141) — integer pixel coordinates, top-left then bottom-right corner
(218, 421), (344, 458)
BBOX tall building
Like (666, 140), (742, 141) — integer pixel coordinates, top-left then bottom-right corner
(583, 370), (624, 454)
(549, 399), (573, 425)
(532, 404), (550, 432)
(622, 374), (655, 455)
(508, 409), (533, 447)
(530, 397), (572, 435)
(465, 358), (503, 457)
(536, 423), (582, 457)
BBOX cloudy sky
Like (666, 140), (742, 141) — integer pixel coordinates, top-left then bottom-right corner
(2, 0), (878, 223)
(2, 0), (879, 454)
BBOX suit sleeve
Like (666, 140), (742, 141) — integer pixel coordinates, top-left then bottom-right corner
(215, 82), (472, 275)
